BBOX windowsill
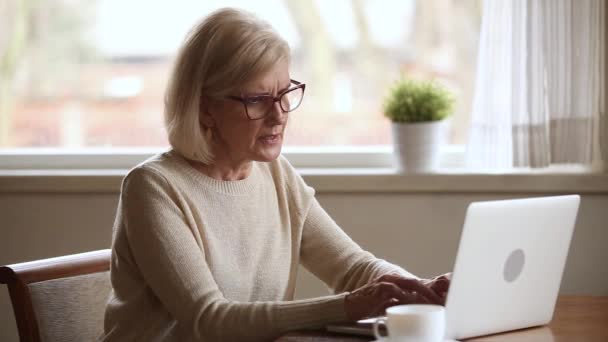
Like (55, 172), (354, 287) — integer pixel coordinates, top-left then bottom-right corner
(1, 168), (607, 194)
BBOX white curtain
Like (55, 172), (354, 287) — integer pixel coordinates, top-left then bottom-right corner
(467, 0), (605, 170)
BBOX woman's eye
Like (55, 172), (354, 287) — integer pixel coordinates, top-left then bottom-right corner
(246, 96), (266, 104)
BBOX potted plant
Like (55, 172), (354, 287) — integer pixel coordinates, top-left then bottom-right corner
(383, 78), (454, 173)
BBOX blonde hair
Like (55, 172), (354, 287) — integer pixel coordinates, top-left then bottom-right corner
(164, 8), (290, 164)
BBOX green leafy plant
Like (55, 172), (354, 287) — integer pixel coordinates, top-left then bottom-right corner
(383, 78), (455, 123)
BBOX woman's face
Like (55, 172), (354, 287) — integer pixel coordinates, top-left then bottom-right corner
(204, 60), (291, 166)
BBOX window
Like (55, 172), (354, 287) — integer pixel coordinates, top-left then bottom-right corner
(1, 0), (481, 167)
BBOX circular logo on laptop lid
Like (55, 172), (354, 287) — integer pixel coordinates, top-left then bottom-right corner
(504, 249), (525, 282)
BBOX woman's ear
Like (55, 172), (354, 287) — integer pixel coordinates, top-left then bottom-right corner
(199, 97), (215, 128)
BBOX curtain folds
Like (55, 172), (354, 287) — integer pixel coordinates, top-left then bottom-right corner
(467, 0), (605, 170)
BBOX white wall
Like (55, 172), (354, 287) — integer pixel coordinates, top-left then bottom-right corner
(1, 191), (607, 341)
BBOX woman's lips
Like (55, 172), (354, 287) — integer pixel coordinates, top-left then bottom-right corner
(259, 134), (281, 145)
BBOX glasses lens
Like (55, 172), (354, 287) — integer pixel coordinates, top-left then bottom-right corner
(281, 87), (304, 112)
(246, 97), (274, 120)
(243, 86), (304, 119)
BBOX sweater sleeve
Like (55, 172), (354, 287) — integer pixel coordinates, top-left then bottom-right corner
(120, 167), (349, 342)
(300, 198), (419, 294)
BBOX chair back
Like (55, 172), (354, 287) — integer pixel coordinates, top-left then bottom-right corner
(0, 250), (111, 342)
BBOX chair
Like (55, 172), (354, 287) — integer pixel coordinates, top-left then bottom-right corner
(0, 250), (111, 342)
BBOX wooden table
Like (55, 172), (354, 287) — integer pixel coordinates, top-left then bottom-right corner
(275, 296), (608, 342)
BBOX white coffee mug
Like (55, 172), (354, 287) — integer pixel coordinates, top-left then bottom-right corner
(373, 304), (445, 342)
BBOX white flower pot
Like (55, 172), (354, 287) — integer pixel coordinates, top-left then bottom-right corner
(391, 120), (448, 173)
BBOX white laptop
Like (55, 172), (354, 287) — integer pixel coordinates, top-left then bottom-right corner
(327, 195), (580, 340)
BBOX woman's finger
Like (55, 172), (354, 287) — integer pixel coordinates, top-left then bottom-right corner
(376, 298), (400, 316)
(375, 273), (444, 305)
(390, 277), (443, 305)
(401, 290), (430, 305)
(376, 282), (410, 303)
(429, 278), (450, 293)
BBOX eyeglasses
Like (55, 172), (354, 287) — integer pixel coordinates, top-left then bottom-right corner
(225, 79), (306, 120)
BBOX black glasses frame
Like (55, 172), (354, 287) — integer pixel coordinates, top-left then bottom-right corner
(225, 79), (306, 120)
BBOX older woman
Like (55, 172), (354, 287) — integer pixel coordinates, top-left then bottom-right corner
(102, 7), (450, 342)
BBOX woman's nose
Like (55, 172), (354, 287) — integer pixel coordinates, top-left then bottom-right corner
(267, 101), (287, 123)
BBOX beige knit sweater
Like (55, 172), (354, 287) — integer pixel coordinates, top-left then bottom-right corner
(101, 151), (414, 341)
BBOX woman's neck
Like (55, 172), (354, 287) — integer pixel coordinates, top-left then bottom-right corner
(188, 158), (253, 181)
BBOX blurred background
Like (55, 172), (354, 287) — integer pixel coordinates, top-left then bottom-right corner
(0, 0), (481, 150)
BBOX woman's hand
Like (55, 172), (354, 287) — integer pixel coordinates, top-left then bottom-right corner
(422, 272), (452, 304)
(344, 273), (444, 321)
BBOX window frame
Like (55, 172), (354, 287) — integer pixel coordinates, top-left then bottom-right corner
(0, 145), (467, 171)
